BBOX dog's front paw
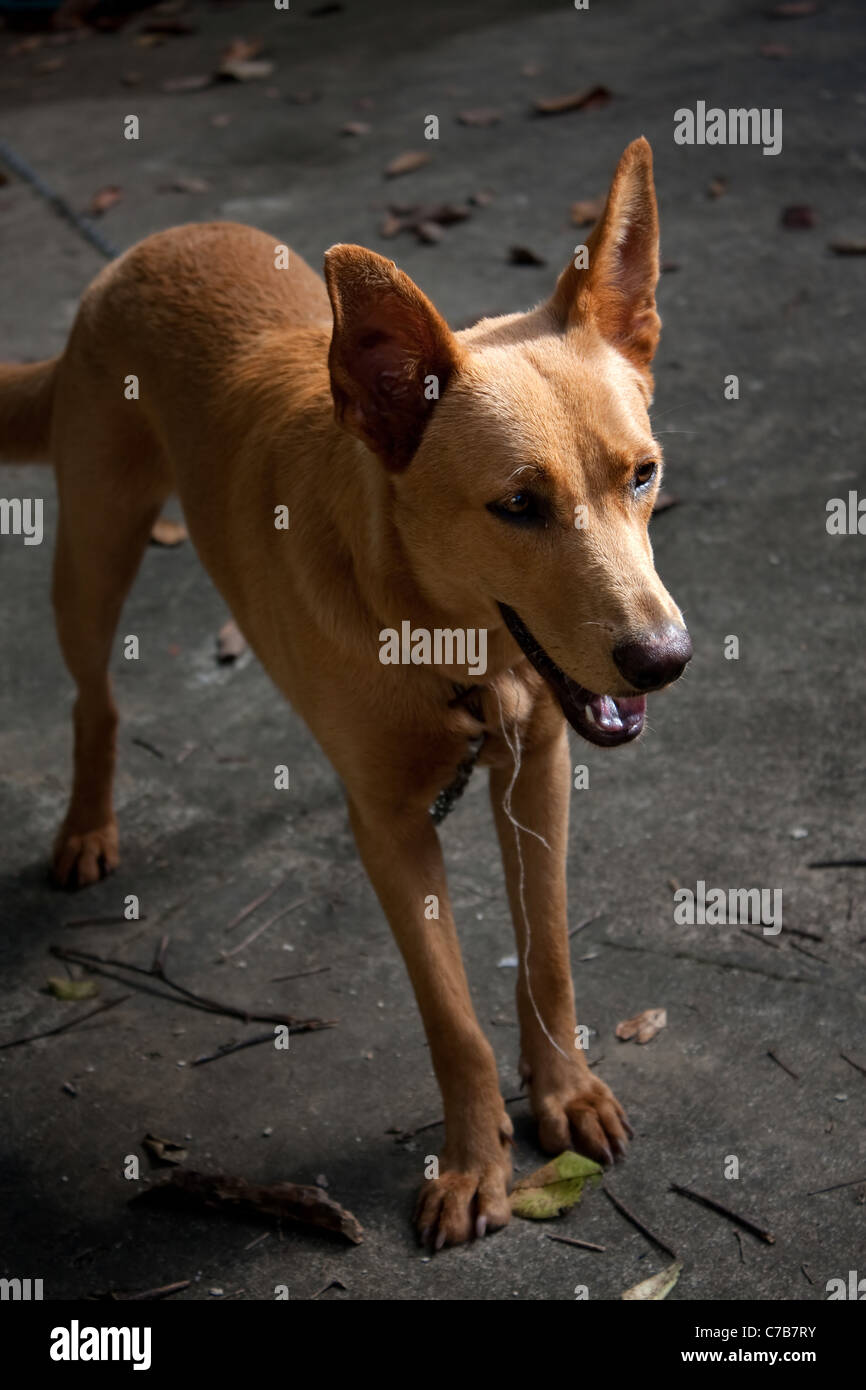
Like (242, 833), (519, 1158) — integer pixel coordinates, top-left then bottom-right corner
(52, 820), (119, 888)
(414, 1117), (513, 1249)
(527, 1063), (632, 1167)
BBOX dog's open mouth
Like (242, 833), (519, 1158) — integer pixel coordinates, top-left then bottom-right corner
(498, 603), (645, 748)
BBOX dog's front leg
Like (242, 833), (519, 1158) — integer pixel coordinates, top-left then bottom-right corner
(489, 707), (632, 1166)
(348, 797), (513, 1248)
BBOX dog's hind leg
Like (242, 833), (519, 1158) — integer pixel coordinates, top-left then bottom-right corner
(50, 399), (170, 887)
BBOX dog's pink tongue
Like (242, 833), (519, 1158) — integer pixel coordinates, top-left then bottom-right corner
(588, 693), (646, 734)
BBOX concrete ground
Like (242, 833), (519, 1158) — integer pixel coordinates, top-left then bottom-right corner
(0, 0), (864, 1302)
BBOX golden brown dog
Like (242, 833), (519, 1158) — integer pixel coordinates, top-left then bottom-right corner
(0, 137), (690, 1248)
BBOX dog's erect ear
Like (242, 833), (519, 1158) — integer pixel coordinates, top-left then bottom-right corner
(548, 137), (660, 374)
(324, 245), (462, 469)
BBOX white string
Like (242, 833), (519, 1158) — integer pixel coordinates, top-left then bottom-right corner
(493, 679), (569, 1062)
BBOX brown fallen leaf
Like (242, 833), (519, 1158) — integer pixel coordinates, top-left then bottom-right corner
(781, 204), (816, 229)
(131, 1169), (363, 1244)
(141, 18), (197, 36)
(415, 220), (444, 244)
(162, 74), (212, 93)
(90, 185), (122, 216)
(220, 37), (264, 65)
(508, 245), (546, 266)
(217, 619), (247, 664)
(570, 196), (604, 226)
(616, 1007), (667, 1044)
(159, 176), (210, 194)
(707, 177), (728, 199)
(384, 150), (431, 178)
(150, 518), (188, 547)
(652, 491), (681, 515)
(457, 107), (502, 127)
(534, 85), (612, 116)
(219, 58), (274, 82)
(828, 237), (866, 256)
(143, 1133), (188, 1167)
(341, 120), (371, 136)
(768, 1), (817, 16)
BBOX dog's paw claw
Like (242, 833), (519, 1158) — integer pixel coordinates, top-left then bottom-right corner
(415, 1157), (512, 1250)
(532, 1070), (631, 1167)
(52, 821), (119, 889)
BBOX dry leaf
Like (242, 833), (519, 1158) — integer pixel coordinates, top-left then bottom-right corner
(828, 237), (866, 255)
(143, 1133), (188, 1166)
(162, 74), (211, 93)
(219, 58), (274, 82)
(508, 245), (546, 266)
(220, 37), (263, 64)
(616, 1007), (667, 1044)
(768, 1), (817, 16)
(622, 1261), (682, 1300)
(457, 107), (502, 127)
(570, 196), (604, 226)
(511, 1151), (602, 1220)
(415, 221), (444, 244)
(652, 491), (681, 514)
(384, 150), (431, 178)
(48, 977), (98, 1001)
(150, 518), (188, 546)
(90, 185), (122, 216)
(132, 1169), (363, 1243)
(159, 177), (209, 194)
(781, 204), (816, 229)
(217, 619), (247, 664)
(534, 85), (612, 115)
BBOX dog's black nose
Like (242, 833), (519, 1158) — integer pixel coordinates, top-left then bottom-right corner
(613, 624), (692, 692)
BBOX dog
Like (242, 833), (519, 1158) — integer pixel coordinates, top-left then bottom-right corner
(0, 137), (691, 1248)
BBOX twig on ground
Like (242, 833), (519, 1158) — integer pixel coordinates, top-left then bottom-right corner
(545, 1233), (606, 1252)
(840, 1051), (866, 1078)
(0, 994), (129, 1052)
(767, 1048), (799, 1080)
(603, 1186), (678, 1260)
(49, 944), (335, 1033)
(220, 896), (312, 961)
(669, 1182), (775, 1243)
(806, 1174), (866, 1197)
(270, 966), (331, 983)
(192, 1032), (276, 1066)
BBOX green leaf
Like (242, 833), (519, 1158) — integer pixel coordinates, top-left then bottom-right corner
(47, 977), (98, 1001)
(510, 1151), (602, 1220)
(621, 1261), (683, 1300)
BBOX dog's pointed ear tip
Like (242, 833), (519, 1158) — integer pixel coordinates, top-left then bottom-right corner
(623, 135), (653, 166)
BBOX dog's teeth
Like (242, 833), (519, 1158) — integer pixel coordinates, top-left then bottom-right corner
(584, 703), (597, 727)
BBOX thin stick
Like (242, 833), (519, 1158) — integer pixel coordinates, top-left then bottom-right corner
(808, 859), (866, 869)
(603, 1186), (679, 1260)
(734, 1230), (745, 1264)
(545, 1233), (606, 1252)
(270, 966), (331, 984)
(225, 877), (287, 933)
(568, 914), (604, 939)
(801, 1264), (814, 1285)
(49, 944), (335, 1032)
(64, 914), (146, 929)
(0, 994), (130, 1052)
(767, 1049), (799, 1080)
(131, 736), (165, 760)
(787, 940), (828, 965)
(669, 1182), (775, 1244)
(191, 1032), (276, 1067)
(840, 1051), (866, 1078)
(785, 925), (824, 942)
(741, 927), (779, 949)
(108, 1280), (190, 1301)
(806, 1174), (866, 1197)
(220, 896), (311, 960)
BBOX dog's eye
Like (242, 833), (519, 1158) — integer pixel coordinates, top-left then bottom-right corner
(488, 491), (542, 524)
(633, 459), (658, 490)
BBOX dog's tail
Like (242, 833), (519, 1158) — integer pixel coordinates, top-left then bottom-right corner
(0, 358), (58, 462)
